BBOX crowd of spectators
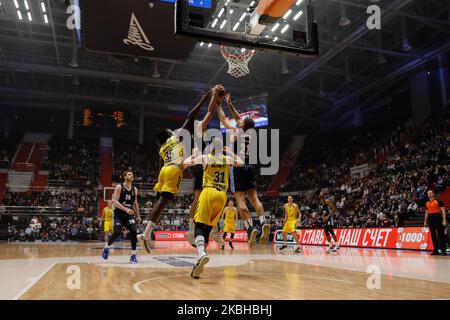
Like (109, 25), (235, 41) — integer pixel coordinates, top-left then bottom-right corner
(2, 188), (98, 214)
(113, 141), (159, 185)
(7, 215), (100, 242)
(275, 110), (450, 229)
(2, 111), (448, 237)
(42, 137), (99, 185)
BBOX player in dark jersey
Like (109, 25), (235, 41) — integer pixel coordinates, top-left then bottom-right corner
(102, 170), (141, 264)
(217, 93), (270, 246)
(320, 193), (340, 253)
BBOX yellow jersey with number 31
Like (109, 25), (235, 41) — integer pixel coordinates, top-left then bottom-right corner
(203, 154), (229, 192)
(159, 135), (184, 167)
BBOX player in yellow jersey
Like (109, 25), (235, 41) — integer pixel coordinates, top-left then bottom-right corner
(279, 196), (303, 253)
(183, 139), (244, 279)
(101, 201), (114, 243)
(220, 199), (238, 250)
(138, 85), (224, 253)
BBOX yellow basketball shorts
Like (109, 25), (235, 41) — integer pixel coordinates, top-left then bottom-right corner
(194, 188), (227, 227)
(104, 221), (113, 233)
(153, 165), (183, 195)
(282, 220), (298, 233)
(224, 222), (236, 233)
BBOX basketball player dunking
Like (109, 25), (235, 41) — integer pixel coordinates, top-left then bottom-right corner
(102, 170), (141, 264)
(221, 199), (238, 250)
(279, 196), (303, 253)
(217, 93), (270, 246)
(138, 86), (224, 253)
(183, 139), (244, 279)
(101, 201), (114, 244)
(320, 193), (340, 253)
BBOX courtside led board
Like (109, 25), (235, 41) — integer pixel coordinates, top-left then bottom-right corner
(175, 0), (319, 56)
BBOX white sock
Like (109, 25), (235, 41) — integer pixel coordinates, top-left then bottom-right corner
(104, 245), (110, 249)
(131, 250), (136, 255)
(244, 220), (249, 229)
(195, 235), (206, 259)
(245, 219), (253, 229)
(144, 221), (155, 239)
(259, 215), (266, 225)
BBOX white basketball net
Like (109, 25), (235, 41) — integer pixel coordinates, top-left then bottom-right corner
(220, 45), (255, 78)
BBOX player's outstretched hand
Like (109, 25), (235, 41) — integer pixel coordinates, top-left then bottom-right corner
(212, 84), (225, 97)
(224, 92), (232, 105)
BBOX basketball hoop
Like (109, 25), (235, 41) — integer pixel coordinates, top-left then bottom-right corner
(220, 45), (256, 78)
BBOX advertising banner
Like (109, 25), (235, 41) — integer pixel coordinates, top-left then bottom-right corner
(154, 230), (248, 242)
(273, 227), (433, 251)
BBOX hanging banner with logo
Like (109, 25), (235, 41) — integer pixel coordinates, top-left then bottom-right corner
(273, 227), (433, 251)
(81, 0), (196, 60)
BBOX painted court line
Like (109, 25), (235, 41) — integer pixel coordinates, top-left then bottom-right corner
(12, 263), (56, 300)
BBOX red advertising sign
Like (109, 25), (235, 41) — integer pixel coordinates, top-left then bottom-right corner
(154, 230), (248, 242)
(274, 227), (434, 251)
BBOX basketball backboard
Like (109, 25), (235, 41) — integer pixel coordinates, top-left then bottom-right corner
(175, 0), (319, 57)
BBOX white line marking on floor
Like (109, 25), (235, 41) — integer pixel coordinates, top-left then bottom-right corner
(133, 271), (353, 294)
(12, 263), (56, 300)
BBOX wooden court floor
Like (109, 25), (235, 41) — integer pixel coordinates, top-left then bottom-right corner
(1, 242), (449, 300)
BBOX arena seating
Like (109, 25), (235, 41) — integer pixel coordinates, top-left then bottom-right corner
(1, 111), (448, 239)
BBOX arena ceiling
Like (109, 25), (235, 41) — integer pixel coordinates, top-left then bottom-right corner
(0, 0), (449, 133)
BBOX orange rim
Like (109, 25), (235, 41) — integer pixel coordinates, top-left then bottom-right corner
(220, 45), (256, 59)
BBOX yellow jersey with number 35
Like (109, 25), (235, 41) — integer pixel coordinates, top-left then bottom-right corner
(159, 135), (184, 167)
(203, 154), (229, 192)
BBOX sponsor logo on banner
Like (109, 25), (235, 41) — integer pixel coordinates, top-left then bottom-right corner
(395, 227), (430, 250)
(273, 227), (434, 251)
(274, 230), (301, 244)
(154, 230), (248, 242)
(123, 12), (155, 51)
(155, 232), (171, 239)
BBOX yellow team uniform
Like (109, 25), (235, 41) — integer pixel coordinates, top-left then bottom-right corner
(282, 203), (299, 233)
(154, 135), (184, 195)
(195, 154), (229, 227)
(103, 207), (114, 233)
(223, 207), (237, 233)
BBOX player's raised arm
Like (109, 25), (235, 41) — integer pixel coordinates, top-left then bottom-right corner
(224, 92), (243, 126)
(217, 104), (235, 130)
(196, 85), (224, 138)
(112, 184), (133, 215)
(180, 90), (212, 133)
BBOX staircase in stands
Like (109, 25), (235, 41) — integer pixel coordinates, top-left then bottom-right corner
(7, 133), (51, 194)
